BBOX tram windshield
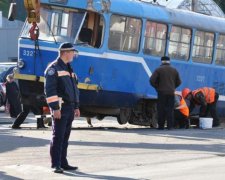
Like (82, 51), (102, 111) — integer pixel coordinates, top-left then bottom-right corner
(21, 6), (86, 43)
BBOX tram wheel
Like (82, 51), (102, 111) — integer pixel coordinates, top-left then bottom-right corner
(117, 116), (127, 125)
(149, 103), (158, 128)
(117, 108), (131, 125)
(96, 114), (105, 120)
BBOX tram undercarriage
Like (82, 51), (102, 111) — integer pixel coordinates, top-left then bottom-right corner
(80, 99), (158, 128)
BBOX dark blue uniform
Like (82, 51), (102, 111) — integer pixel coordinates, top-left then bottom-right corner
(44, 57), (79, 168)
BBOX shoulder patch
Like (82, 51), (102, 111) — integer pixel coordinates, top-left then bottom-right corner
(47, 68), (56, 76)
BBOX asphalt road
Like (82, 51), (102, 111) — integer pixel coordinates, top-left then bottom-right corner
(0, 113), (225, 180)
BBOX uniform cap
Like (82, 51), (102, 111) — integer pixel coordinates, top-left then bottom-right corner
(59, 42), (78, 52)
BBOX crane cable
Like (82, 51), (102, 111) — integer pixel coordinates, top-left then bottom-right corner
(24, 0), (43, 78)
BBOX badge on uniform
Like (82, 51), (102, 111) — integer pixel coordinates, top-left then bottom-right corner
(47, 68), (55, 76)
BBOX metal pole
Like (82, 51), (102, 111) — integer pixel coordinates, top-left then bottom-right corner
(192, 0), (198, 12)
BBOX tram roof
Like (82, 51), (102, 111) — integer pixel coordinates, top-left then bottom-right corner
(41, 0), (225, 33)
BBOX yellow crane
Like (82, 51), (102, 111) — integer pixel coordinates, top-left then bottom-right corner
(8, 0), (40, 23)
(24, 0), (40, 23)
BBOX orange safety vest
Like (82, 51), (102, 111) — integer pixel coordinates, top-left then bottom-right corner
(175, 94), (189, 117)
(192, 87), (215, 104)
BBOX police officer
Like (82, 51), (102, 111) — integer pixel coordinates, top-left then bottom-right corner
(182, 87), (220, 127)
(44, 42), (80, 173)
(150, 56), (181, 130)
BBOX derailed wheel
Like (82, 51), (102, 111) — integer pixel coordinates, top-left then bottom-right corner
(149, 103), (158, 128)
(117, 108), (131, 125)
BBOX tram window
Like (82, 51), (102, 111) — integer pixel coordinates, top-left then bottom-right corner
(108, 14), (142, 53)
(51, 11), (69, 36)
(192, 31), (214, 64)
(50, 10), (87, 42)
(21, 6), (86, 43)
(77, 12), (105, 48)
(216, 34), (225, 66)
(168, 26), (191, 60)
(143, 21), (167, 57)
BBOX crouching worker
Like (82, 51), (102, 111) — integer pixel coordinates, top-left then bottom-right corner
(182, 87), (220, 127)
(174, 93), (190, 129)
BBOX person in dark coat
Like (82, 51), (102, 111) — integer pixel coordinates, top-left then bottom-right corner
(150, 56), (182, 130)
(5, 74), (21, 118)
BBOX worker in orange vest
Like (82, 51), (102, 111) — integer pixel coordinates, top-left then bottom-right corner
(174, 94), (190, 129)
(182, 87), (220, 127)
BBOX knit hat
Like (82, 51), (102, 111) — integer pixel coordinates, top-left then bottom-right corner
(161, 56), (170, 64)
(59, 42), (78, 52)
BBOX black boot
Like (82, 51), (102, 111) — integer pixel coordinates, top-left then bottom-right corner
(37, 118), (47, 129)
(185, 119), (190, 129)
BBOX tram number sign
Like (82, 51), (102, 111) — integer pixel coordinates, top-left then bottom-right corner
(23, 50), (34, 57)
(196, 75), (205, 83)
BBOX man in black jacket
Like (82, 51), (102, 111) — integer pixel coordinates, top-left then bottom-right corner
(150, 56), (181, 130)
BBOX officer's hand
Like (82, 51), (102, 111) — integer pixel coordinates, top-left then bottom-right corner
(74, 109), (80, 118)
(53, 110), (61, 120)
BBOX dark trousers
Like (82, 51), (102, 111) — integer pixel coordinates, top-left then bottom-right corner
(8, 98), (22, 118)
(157, 93), (175, 129)
(50, 104), (74, 168)
(174, 110), (189, 128)
(9, 101), (22, 118)
(12, 104), (43, 127)
(200, 93), (220, 126)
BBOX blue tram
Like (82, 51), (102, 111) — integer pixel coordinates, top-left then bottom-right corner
(15, 0), (225, 126)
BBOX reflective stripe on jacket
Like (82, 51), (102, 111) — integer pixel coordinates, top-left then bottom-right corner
(192, 87), (215, 104)
(175, 94), (189, 117)
(44, 58), (79, 110)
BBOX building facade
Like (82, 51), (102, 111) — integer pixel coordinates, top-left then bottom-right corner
(0, 15), (23, 62)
